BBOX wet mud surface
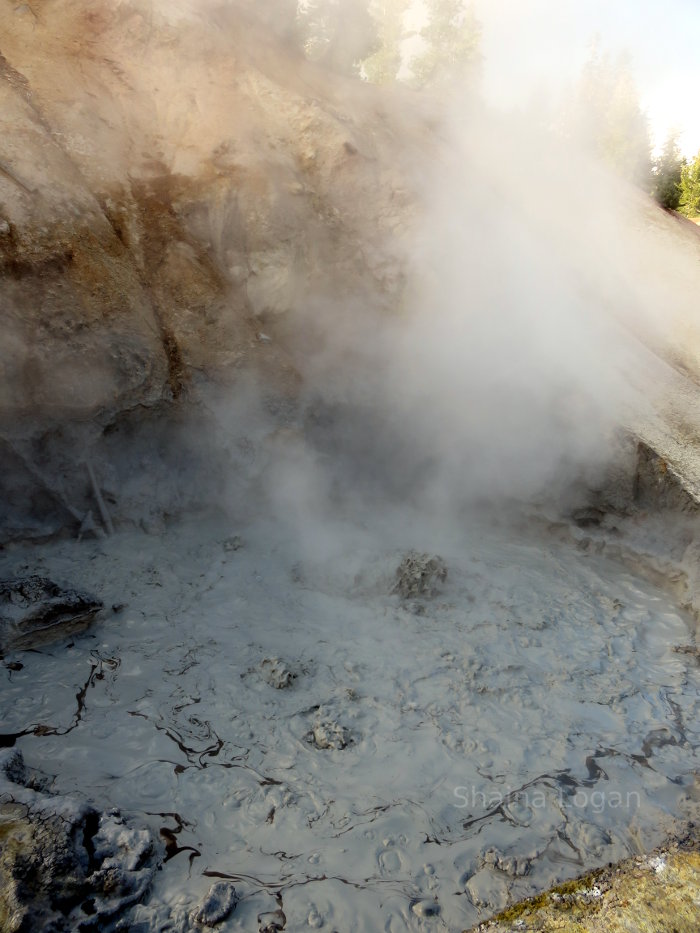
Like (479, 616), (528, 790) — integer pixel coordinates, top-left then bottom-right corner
(0, 516), (698, 929)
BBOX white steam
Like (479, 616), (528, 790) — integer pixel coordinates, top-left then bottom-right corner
(269, 93), (699, 527)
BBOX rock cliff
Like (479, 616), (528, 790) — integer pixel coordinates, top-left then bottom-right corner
(0, 0), (416, 540)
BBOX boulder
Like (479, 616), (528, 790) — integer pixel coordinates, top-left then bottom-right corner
(0, 575), (103, 652)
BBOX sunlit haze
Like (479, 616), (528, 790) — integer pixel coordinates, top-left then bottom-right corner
(476, 0), (700, 156)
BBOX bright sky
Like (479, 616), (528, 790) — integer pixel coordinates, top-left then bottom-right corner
(475, 0), (700, 156)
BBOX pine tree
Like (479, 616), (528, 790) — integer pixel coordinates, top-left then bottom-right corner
(360, 0), (481, 87)
(574, 46), (652, 188)
(296, 0), (376, 75)
(360, 0), (407, 85)
(411, 0), (481, 87)
(679, 151), (700, 217)
(652, 132), (684, 210)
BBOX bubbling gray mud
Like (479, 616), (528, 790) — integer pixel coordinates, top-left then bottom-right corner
(1, 515), (698, 930)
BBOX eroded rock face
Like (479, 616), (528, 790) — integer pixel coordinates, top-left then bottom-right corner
(0, 0), (412, 415)
(0, 0), (416, 544)
(0, 749), (157, 933)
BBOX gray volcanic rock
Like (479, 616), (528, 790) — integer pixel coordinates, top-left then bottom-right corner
(392, 551), (447, 599)
(189, 881), (239, 927)
(0, 749), (156, 933)
(0, 575), (103, 651)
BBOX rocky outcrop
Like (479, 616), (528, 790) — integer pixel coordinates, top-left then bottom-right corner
(0, 749), (157, 932)
(0, 575), (102, 652)
(392, 551), (448, 599)
(0, 0), (415, 542)
(469, 826), (700, 933)
(0, 0), (412, 414)
(3, 3), (700, 554)
(189, 882), (239, 927)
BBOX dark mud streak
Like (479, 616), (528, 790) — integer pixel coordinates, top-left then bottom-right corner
(457, 774), (570, 837)
(664, 690), (691, 737)
(126, 710), (283, 784)
(149, 809), (202, 867)
(0, 651), (117, 747)
(258, 849), (301, 862)
(159, 826), (202, 866)
(330, 798), (422, 838)
(172, 695), (202, 714)
(584, 755), (608, 783)
(202, 868), (411, 899)
(440, 739), (697, 847)
(641, 727), (681, 758)
(126, 710), (234, 769)
(593, 738), (696, 777)
(202, 869), (297, 890)
(0, 728), (31, 749)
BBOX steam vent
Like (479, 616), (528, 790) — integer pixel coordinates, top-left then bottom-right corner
(1, 2), (699, 931)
